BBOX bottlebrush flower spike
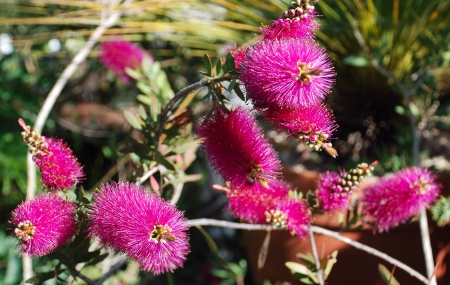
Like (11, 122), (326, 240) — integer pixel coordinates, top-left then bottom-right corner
(196, 106), (281, 191)
(266, 195), (311, 239)
(226, 181), (290, 224)
(19, 119), (84, 191)
(259, 103), (338, 157)
(88, 181), (189, 275)
(9, 193), (77, 257)
(240, 38), (335, 107)
(316, 162), (377, 212)
(261, 0), (319, 40)
(362, 167), (442, 233)
(100, 40), (153, 84)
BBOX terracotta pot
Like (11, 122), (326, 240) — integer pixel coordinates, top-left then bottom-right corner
(244, 170), (450, 285)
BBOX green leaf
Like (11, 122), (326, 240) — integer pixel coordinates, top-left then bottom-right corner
(156, 152), (175, 171)
(150, 96), (161, 122)
(409, 102), (420, 117)
(203, 53), (212, 76)
(137, 94), (153, 106)
(169, 174), (202, 184)
(257, 231), (271, 269)
(136, 82), (153, 96)
(138, 105), (148, 120)
(338, 213), (344, 227)
(323, 250), (338, 280)
(75, 250), (101, 263)
(227, 77), (237, 92)
(378, 264), (400, 285)
(124, 67), (142, 80)
(285, 262), (311, 275)
(431, 196), (450, 226)
(233, 83), (246, 102)
(196, 226), (234, 275)
(222, 52), (236, 74)
(168, 135), (199, 154)
(124, 111), (143, 131)
(296, 252), (316, 267)
(86, 253), (110, 266)
(395, 105), (405, 115)
(343, 55), (370, 67)
(216, 59), (222, 76)
(25, 272), (56, 284)
(141, 56), (153, 75)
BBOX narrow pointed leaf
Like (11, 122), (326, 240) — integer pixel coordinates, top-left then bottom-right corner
(124, 111), (142, 130)
(257, 230), (271, 269)
(378, 264), (401, 285)
(203, 53), (212, 76)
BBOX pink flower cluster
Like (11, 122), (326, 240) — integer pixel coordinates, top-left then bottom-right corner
(100, 40), (153, 84)
(33, 137), (84, 191)
(316, 170), (354, 212)
(234, 0), (337, 156)
(88, 181), (190, 275)
(19, 119), (84, 191)
(198, 0), (337, 238)
(197, 107), (310, 238)
(362, 167), (442, 232)
(9, 193), (77, 257)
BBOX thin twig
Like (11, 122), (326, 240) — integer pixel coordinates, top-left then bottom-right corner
(188, 219), (278, 231)
(88, 155), (131, 192)
(311, 226), (429, 285)
(96, 257), (128, 285)
(156, 79), (209, 144)
(309, 230), (324, 285)
(187, 219), (429, 284)
(136, 166), (160, 186)
(169, 171), (184, 205)
(61, 254), (96, 285)
(156, 75), (235, 145)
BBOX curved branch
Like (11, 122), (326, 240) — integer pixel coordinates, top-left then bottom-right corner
(96, 257), (127, 285)
(156, 75), (236, 144)
(187, 219), (429, 284)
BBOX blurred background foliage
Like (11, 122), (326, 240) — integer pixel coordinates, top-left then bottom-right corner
(1, 0), (449, 284)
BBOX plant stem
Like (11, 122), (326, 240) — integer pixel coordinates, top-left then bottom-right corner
(187, 219), (429, 284)
(156, 75), (236, 145)
(309, 230), (324, 285)
(61, 253), (96, 285)
(96, 257), (127, 285)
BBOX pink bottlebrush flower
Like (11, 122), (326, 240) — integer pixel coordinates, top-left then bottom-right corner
(266, 196), (311, 239)
(88, 181), (189, 275)
(362, 167), (442, 233)
(227, 181), (290, 224)
(34, 137), (84, 191)
(100, 40), (153, 84)
(196, 106), (281, 191)
(316, 170), (353, 212)
(18, 119), (84, 191)
(261, 17), (319, 41)
(240, 38), (335, 107)
(9, 193), (77, 257)
(259, 103), (338, 157)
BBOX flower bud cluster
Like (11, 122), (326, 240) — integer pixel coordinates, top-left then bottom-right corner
(315, 162), (377, 212)
(282, 0), (317, 20)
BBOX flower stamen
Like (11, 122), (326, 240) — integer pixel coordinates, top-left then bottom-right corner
(296, 61), (323, 84)
(149, 224), (176, 243)
(14, 220), (36, 242)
